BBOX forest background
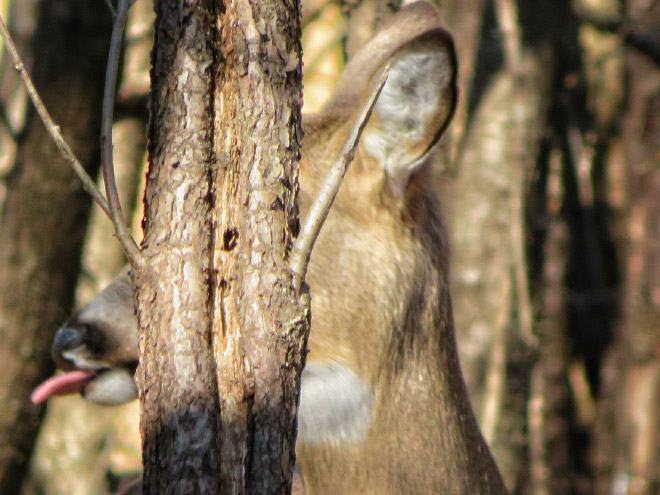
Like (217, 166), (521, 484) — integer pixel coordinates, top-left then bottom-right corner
(0, 0), (659, 494)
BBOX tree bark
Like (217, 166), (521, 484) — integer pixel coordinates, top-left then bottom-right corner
(212, 1), (308, 493)
(136, 1), (219, 492)
(0, 0), (111, 492)
(136, 1), (307, 494)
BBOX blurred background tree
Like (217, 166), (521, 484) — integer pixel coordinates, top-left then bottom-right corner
(0, 0), (658, 494)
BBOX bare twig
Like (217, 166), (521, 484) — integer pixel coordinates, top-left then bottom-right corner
(291, 66), (389, 293)
(101, 0), (143, 268)
(0, 13), (111, 217)
(104, 0), (117, 19)
(511, 121), (536, 347)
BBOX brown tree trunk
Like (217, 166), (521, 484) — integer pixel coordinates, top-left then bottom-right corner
(212, 1), (308, 493)
(24, 2), (152, 492)
(592, 1), (660, 490)
(450, 57), (549, 492)
(136, 1), (307, 494)
(0, 0), (111, 492)
(135, 1), (220, 492)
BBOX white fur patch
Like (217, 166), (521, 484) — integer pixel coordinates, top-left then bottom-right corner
(83, 368), (139, 406)
(297, 362), (373, 445)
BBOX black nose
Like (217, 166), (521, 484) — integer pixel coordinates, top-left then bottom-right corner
(52, 326), (85, 370)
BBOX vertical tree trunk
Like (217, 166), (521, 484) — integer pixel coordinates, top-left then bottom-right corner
(213, 1), (308, 493)
(450, 60), (547, 492)
(136, 1), (306, 493)
(592, 2), (660, 489)
(136, 1), (219, 492)
(0, 0), (111, 492)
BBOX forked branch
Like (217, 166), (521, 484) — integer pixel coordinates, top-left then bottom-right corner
(0, 14), (110, 217)
(101, 0), (143, 268)
(0, 2), (143, 268)
(291, 66), (389, 293)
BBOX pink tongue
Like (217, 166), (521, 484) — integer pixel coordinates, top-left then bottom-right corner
(31, 371), (94, 404)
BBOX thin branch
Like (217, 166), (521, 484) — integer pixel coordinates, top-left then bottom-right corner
(291, 66), (389, 293)
(104, 0), (117, 19)
(0, 13), (111, 217)
(101, 0), (143, 268)
(511, 123), (537, 348)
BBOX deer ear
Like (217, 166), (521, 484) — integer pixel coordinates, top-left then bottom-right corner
(361, 31), (457, 195)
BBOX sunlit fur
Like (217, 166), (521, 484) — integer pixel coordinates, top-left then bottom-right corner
(48, 3), (507, 494)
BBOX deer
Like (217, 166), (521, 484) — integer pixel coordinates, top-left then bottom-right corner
(32, 2), (508, 494)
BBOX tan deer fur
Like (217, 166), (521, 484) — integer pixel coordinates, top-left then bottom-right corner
(34, 3), (507, 494)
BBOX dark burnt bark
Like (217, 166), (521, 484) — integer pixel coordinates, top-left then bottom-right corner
(135, 1), (219, 493)
(0, 0), (111, 492)
(136, 1), (306, 494)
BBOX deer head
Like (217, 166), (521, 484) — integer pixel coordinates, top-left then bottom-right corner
(33, 3), (507, 494)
